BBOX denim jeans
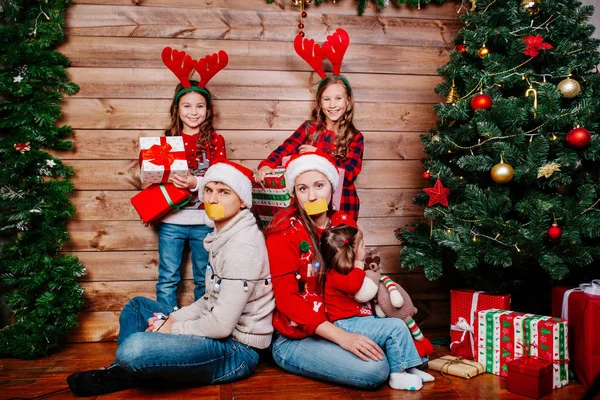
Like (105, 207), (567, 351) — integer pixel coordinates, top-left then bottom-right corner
(271, 331), (390, 389)
(157, 223), (212, 308)
(116, 297), (259, 384)
(334, 316), (423, 373)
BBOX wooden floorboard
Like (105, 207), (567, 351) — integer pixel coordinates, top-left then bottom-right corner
(0, 342), (590, 399)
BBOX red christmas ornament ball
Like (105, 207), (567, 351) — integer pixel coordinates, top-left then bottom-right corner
(422, 171), (431, 179)
(471, 93), (493, 110)
(565, 126), (592, 149)
(299, 31), (305, 37)
(547, 223), (562, 240)
(302, 11), (307, 18)
(456, 44), (467, 53)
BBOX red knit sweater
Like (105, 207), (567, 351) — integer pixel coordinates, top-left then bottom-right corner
(266, 215), (326, 338)
(324, 269), (373, 322)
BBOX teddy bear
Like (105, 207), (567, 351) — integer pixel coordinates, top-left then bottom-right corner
(363, 256), (434, 358)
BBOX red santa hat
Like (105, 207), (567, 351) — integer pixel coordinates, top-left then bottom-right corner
(284, 151), (339, 197)
(330, 211), (357, 229)
(198, 160), (254, 207)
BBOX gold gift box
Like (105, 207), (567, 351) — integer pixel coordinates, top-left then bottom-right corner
(429, 355), (484, 379)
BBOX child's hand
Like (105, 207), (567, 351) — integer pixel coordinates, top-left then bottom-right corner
(170, 173), (197, 190)
(255, 166), (274, 188)
(298, 144), (318, 154)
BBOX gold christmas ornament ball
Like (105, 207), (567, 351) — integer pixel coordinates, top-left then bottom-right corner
(478, 45), (489, 58)
(431, 134), (441, 143)
(557, 77), (581, 99)
(491, 162), (515, 184)
(521, 0), (541, 15)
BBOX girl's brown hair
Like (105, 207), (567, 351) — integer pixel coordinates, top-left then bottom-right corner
(317, 225), (361, 294)
(310, 76), (357, 158)
(164, 80), (215, 153)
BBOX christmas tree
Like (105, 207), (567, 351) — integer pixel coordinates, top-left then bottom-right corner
(398, 0), (600, 294)
(0, 1), (85, 358)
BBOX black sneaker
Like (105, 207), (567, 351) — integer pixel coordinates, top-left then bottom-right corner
(67, 365), (140, 397)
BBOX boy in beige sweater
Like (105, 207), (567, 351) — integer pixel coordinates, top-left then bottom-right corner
(68, 160), (274, 397)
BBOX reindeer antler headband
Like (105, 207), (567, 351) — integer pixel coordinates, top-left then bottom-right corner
(162, 47), (229, 105)
(294, 28), (351, 91)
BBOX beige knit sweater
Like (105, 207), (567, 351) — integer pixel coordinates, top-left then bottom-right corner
(170, 209), (275, 349)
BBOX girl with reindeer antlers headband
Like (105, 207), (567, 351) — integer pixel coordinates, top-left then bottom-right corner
(256, 28), (364, 223)
(155, 47), (228, 310)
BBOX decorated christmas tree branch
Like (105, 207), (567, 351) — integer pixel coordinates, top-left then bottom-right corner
(400, 0), (600, 291)
(0, 0), (84, 358)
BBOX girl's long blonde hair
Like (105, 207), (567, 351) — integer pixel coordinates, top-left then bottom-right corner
(318, 225), (361, 294)
(164, 80), (215, 153)
(310, 76), (357, 158)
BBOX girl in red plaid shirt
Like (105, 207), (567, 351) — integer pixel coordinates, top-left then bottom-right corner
(256, 76), (364, 221)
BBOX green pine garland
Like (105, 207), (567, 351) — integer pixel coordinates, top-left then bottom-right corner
(0, 0), (85, 358)
(266, 0), (447, 15)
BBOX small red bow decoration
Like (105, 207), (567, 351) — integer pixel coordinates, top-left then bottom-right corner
(523, 35), (553, 57)
(14, 142), (30, 153)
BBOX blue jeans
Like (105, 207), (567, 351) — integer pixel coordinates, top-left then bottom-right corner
(116, 297), (259, 384)
(271, 331), (390, 389)
(334, 316), (423, 373)
(157, 223), (212, 308)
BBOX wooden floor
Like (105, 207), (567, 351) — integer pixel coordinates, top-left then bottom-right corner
(0, 343), (591, 400)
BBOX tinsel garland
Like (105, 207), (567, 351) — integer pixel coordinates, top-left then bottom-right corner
(266, 0), (447, 15)
(0, 0), (85, 358)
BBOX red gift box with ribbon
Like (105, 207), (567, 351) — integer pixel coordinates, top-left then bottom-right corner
(450, 290), (511, 359)
(551, 281), (600, 389)
(130, 183), (192, 223)
(139, 136), (188, 184)
(507, 356), (553, 399)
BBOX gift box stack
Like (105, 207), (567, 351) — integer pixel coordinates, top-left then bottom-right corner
(132, 136), (192, 223)
(450, 290), (511, 359)
(551, 282), (600, 389)
(139, 136), (188, 184)
(252, 168), (291, 226)
(474, 309), (569, 389)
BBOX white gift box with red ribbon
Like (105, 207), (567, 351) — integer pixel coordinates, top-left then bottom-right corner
(139, 136), (189, 184)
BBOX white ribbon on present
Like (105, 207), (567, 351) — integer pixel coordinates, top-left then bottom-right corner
(561, 279), (600, 320)
(450, 291), (484, 357)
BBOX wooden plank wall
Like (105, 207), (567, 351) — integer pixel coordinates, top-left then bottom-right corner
(57, 0), (462, 342)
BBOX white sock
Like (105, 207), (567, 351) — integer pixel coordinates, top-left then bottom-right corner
(389, 371), (423, 391)
(408, 367), (435, 382)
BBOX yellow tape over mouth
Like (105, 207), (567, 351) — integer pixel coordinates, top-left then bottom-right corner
(205, 202), (225, 219)
(303, 199), (328, 215)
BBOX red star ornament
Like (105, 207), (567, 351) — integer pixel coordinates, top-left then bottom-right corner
(423, 178), (451, 207)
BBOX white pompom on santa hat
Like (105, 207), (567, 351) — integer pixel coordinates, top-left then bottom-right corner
(197, 159), (254, 207)
(284, 151), (340, 197)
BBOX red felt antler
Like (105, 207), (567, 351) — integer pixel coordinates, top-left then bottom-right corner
(294, 34), (327, 79)
(324, 28), (349, 76)
(194, 50), (229, 89)
(162, 47), (195, 89)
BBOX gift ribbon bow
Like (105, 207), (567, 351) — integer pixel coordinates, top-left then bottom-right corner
(517, 340), (568, 367)
(139, 137), (186, 182)
(450, 291), (483, 357)
(561, 279), (600, 320)
(158, 184), (192, 211)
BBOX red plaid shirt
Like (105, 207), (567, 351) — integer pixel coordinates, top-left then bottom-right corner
(258, 121), (364, 221)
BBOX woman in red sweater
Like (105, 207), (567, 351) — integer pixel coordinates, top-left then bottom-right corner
(266, 151), (403, 388)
